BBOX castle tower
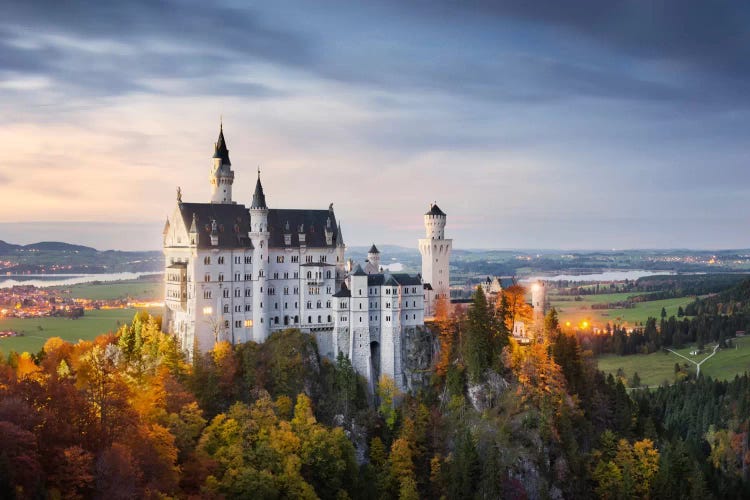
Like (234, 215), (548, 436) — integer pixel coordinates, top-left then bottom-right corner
(365, 244), (381, 274)
(418, 203), (452, 318)
(249, 170), (270, 342)
(348, 265), (372, 387)
(531, 280), (547, 338)
(209, 122), (235, 203)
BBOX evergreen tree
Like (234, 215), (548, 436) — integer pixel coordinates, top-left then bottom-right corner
(465, 286), (494, 382)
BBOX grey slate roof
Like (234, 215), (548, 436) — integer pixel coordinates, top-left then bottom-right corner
(212, 125), (231, 165)
(425, 203), (446, 216)
(367, 274), (385, 286)
(365, 272), (422, 287)
(368, 244), (379, 254)
(391, 273), (423, 286)
(177, 203), (340, 250)
(267, 208), (339, 248)
(250, 175), (267, 209)
(333, 283), (351, 298)
(352, 264), (367, 276)
(178, 202), (253, 249)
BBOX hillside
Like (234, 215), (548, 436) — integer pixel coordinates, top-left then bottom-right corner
(0, 239), (162, 274)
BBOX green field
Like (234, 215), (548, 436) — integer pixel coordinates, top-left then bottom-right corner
(597, 336), (750, 386)
(53, 278), (163, 301)
(550, 293), (694, 327)
(0, 308), (162, 354)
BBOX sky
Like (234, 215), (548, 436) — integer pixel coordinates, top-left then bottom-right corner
(1, 1), (750, 251)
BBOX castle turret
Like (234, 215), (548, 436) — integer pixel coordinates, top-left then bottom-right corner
(418, 203), (452, 318)
(531, 280), (547, 338)
(365, 244), (381, 274)
(209, 122), (235, 203)
(348, 265), (372, 387)
(249, 170), (270, 342)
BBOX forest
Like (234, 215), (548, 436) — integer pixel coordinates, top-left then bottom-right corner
(1, 285), (750, 498)
(582, 276), (750, 356)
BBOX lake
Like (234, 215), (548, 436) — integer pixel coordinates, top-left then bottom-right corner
(0, 272), (162, 289)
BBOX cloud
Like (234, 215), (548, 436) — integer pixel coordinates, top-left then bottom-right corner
(1, 1), (750, 250)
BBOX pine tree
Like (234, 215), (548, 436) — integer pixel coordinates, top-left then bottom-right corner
(465, 286), (493, 382)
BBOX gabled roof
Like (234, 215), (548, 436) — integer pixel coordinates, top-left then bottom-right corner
(425, 203), (446, 216)
(384, 276), (399, 287)
(178, 202), (253, 249)
(390, 273), (423, 286)
(267, 208), (340, 248)
(212, 123), (231, 165)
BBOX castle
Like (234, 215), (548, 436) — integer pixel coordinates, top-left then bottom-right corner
(162, 125), (451, 390)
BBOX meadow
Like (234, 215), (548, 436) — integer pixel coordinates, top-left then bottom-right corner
(550, 292), (694, 327)
(53, 277), (163, 300)
(597, 335), (750, 386)
(0, 307), (162, 354)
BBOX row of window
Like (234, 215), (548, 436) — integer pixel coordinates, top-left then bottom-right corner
(204, 253), (335, 267)
(204, 256), (253, 265)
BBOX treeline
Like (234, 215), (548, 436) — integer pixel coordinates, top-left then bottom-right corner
(580, 312), (750, 356)
(635, 273), (747, 299)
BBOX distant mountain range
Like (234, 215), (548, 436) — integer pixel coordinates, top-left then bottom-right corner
(0, 240), (98, 254)
(0, 240), (163, 274)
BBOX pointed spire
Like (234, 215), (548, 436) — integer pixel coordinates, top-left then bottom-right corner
(212, 121), (231, 165)
(368, 243), (380, 254)
(336, 221), (345, 247)
(250, 168), (267, 209)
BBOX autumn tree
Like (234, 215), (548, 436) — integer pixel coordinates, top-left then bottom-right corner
(502, 283), (533, 334)
(434, 296), (456, 377)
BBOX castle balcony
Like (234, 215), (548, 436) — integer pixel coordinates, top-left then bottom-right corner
(165, 263), (187, 312)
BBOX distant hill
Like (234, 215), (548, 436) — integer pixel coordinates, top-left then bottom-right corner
(0, 240), (97, 254)
(0, 240), (21, 253)
(22, 241), (97, 253)
(0, 239), (162, 274)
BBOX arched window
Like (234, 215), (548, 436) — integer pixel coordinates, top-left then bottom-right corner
(294, 315), (299, 324)
(326, 270), (332, 279)
(317, 315), (321, 323)
(307, 271), (312, 279)
(327, 315), (331, 322)
(284, 316), (289, 325)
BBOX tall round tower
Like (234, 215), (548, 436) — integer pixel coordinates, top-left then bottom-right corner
(418, 203), (452, 318)
(209, 122), (235, 204)
(531, 280), (547, 338)
(249, 170), (270, 342)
